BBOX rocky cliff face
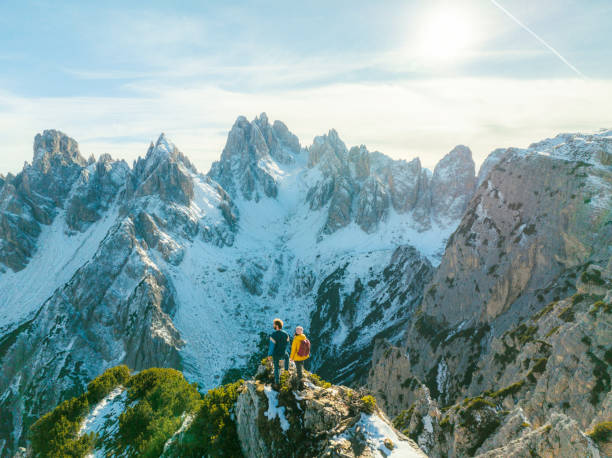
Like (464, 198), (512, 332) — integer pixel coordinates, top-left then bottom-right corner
(367, 130), (612, 457)
(0, 130), (87, 271)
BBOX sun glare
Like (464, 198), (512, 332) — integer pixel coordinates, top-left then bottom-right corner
(415, 6), (478, 61)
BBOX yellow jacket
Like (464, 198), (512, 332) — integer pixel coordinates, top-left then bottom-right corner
(290, 334), (309, 361)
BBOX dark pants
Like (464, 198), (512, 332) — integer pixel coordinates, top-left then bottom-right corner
(295, 360), (305, 380)
(273, 353), (290, 385)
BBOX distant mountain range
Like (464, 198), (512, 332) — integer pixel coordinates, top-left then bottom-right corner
(0, 115), (610, 457)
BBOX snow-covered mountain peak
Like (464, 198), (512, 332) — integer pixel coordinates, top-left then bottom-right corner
(208, 114), (301, 201)
(308, 129), (348, 172)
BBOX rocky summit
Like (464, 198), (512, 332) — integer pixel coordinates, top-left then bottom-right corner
(0, 116), (610, 457)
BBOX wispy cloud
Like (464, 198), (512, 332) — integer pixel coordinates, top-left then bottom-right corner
(1, 78), (611, 175)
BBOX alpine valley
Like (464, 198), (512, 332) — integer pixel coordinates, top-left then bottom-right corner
(0, 114), (610, 457)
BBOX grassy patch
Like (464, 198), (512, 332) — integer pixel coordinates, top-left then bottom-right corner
(533, 301), (557, 321)
(558, 306), (575, 322)
(489, 380), (525, 399)
(544, 326), (560, 338)
(309, 372), (332, 389)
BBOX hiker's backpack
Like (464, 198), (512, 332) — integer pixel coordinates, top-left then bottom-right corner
(297, 338), (311, 358)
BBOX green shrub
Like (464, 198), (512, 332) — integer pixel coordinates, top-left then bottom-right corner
(171, 380), (244, 457)
(586, 352), (611, 406)
(30, 394), (94, 457)
(531, 358), (548, 374)
(360, 395), (377, 414)
(117, 368), (202, 457)
(463, 397), (495, 412)
(87, 365), (130, 405)
(490, 380), (525, 399)
(587, 421), (612, 444)
(279, 370), (293, 393)
(544, 326), (560, 338)
(581, 269), (605, 286)
(508, 324), (538, 345)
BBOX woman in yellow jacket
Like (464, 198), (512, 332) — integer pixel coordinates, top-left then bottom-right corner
(290, 326), (310, 381)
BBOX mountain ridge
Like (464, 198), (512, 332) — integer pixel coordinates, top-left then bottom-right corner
(0, 116), (610, 456)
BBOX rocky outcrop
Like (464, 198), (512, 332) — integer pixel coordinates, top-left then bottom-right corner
(234, 362), (426, 457)
(430, 145), (476, 225)
(66, 154), (129, 231)
(127, 133), (196, 206)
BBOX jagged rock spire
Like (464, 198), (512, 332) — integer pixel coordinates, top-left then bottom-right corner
(32, 129), (86, 172)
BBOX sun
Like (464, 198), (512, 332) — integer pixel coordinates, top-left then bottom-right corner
(414, 6), (478, 61)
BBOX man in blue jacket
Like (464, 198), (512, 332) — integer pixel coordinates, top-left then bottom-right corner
(267, 318), (290, 387)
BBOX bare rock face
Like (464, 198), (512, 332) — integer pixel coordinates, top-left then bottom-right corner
(66, 154), (129, 231)
(385, 158), (422, 213)
(308, 129), (348, 173)
(477, 413), (602, 458)
(208, 113), (301, 201)
(430, 145), (476, 225)
(355, 176), (390, 233)
(367, 343), (422, 418)
(399, 133), (612, 406)
(32, 129), (86, 173)
(127, 133), (196, 206)
(367, 131), (612, 458)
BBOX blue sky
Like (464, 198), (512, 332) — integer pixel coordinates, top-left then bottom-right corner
(1, 0), (611, 173)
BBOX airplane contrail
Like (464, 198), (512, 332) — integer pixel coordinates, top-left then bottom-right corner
(489, 0), (586, 78)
